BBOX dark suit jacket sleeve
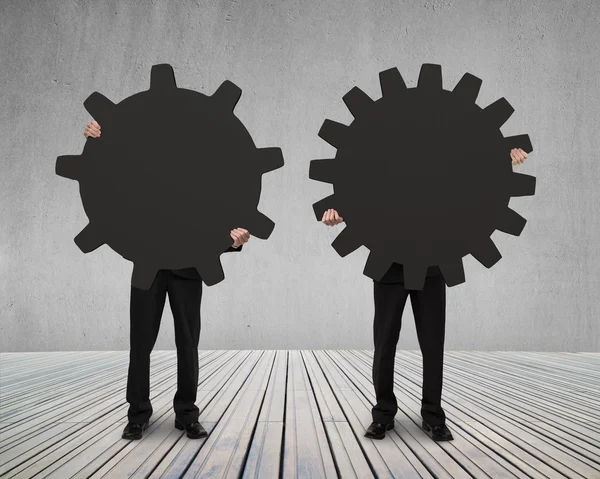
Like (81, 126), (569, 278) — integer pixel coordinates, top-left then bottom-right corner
(223, 244), (243, 253)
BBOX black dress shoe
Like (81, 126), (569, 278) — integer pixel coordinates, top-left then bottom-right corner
(122, 421), (148, 440)
(174, 419), (208, 439)
(364, 421), (395, 440)
(422, 421), (454, 441)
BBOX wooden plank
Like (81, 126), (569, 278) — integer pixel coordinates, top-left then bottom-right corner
(490, 351), (600, 381)
(454, 358), (600, 446)
(0, 351), (125, 393)
(314, 350), (432, 479)
(345, 350), (529, 479)
(241, 422), (283, 479)
(94, 351), (244, 479)
(242, 350), (287, 479)
(399, 351), (600, 458)
(351, 350), (599, 479)
(180, 351), (275, 478)
(1, 350), (599, 479)
(446, 351), (600, 409)
(302, 350), (374, 479)
(5, 351), (236, 479)
(0, 355), (131, 418)
(327, 350), (473, 479)
(1, 354), (176, 423)
(282, 350), (337, 478)
(0, 423), (79, 476)
(0, 351), (172, 416)
(144, 351), (263, 479)
(64, 351), (250, 479)
(0, 352), (93, 377)
(0, 351), (182, 443)
(453, 351), (600, 407)
(348, 349), (545, 478)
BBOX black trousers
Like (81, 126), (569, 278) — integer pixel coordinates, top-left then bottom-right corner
(371, 275), (447, 426)
(126, 269), (202, 425)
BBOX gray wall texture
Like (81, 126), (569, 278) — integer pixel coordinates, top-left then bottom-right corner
(1, 0), (599, 352)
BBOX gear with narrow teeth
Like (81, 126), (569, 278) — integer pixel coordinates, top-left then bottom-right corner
(56, 64), (284, 290)
(310, 63), (536, 290)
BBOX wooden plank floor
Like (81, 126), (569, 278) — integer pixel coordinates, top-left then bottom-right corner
(1, 350), (599, 478)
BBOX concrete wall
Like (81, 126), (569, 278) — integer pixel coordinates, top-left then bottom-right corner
(1, 0), (598, 352)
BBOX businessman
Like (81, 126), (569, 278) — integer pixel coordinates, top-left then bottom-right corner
(322, 147), (529, 441)
(84, 120), (251, 440)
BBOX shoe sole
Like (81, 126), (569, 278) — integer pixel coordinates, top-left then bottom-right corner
(364, 422), (395, 440)
(174, 420), (208, 439)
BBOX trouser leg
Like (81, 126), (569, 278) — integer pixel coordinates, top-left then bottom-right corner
(126, 271), (167, 424)
(410, 274), (447, 426)
(167, 271), (203, 424)
(371, 282), (409, 424)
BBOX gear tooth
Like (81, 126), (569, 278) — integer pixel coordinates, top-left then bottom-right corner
(452, 73), (482, 103)
(256, 147), (284, 174)
(318, 120), (348, 148)
(131, 263), (159, 290)
(509, 172), (536, 197)
(438, 259), (466, 287)
(331, 227), (362, 257)
(312, 194), (336, 221)
(244, 211), (275, 239)
(417, 63), (443, 90)
(56, 155), (83, 181)
(195, 258), (225, 286)
(150, 63), (177, 90)
(83, 92), (115, 124)
(379, 67), (407, 98)
(470, 237), (502, 268)
(74, 223), (106, 253)
(211, 80), (242, 111)
(342, 87), (374, 118)
(363, 252), (392, 281)
(403, 263), (428, 290)
(483, 97), (514, 128)
(505, 134), (533, 154)
(309, 159), (336, 184)
(496, 207), (527, 236)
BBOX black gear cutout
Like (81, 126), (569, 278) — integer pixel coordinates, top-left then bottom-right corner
(56, 64), (284, 290)
(310, 63), (536, 290)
